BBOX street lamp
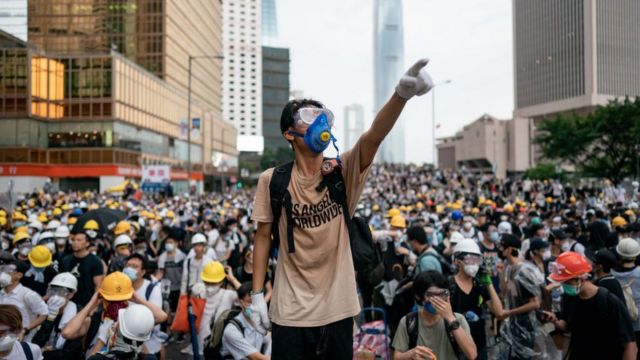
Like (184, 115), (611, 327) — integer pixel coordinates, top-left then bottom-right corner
(432, 79), (452, 168)
(187, 54), (224, 181)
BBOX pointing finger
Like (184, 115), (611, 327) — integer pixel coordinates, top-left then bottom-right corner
(408, 58), (429, 76)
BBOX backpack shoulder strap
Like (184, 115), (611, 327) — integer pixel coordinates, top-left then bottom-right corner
(228, 318), (244, 338)
(269, 162), (294, 253)
(406, 311), (419, 349)
(145, 280), (158, 301)
(323, 165), (355, 238)
(20, 341), (34, 360)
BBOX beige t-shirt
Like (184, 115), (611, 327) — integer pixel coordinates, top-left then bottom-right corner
(252, 140), (371, 327)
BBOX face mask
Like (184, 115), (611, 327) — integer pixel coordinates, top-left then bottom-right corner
(45, 242), (56, 253)
(0, 333), (17, 352)
(0, 241), (8, 251)
(489, 232), (499, 242)
(463, 222), (472, 230)
(463, 264), (480, 277)
(542, 249), (552, 260)
(424, 302), (437, 315)
(19, 246), (31, 256)
(206, 285), (221, 297)
(0, 272), (12, 287)
(244, 307), (252, 317)
(165, 243), (175, 252)
(288, 111), (337, 154)
(123, 267), (138, 282)
(55, 238), (67, 246)
(562, 282), (580, 296)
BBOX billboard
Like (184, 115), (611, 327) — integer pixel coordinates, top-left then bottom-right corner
(142, 165), (170, 183)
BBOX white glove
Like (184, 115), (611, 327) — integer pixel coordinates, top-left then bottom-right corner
(249, 292), (270, 335)
(395, 58), (434, 100)
(191, 282), (206, 298)
(47, 295), (66, 320)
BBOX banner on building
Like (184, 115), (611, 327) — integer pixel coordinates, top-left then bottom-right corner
(191, 117), (201, 141)
(179, 118), (188, 140)
(142, 165), (170, 184)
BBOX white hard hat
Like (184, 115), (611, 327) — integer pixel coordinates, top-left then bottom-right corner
(113, 234), (133, 247)
(449, 231), (465, 244)
(79, 201), (88, 209)
(616, 238), (640, 259)
(118, 304), (155, 342)
(497, 221), (512, 235)
(50, 272), (78, 291)
(29, 221), (43, 232)
(453, 239), (482, 256)
(54, 226), (70, 239)
(28, 214), (38, 223)
(191, 233), (207, 245)
(39, 231), (54, 241)
(46, 220), (61, 231)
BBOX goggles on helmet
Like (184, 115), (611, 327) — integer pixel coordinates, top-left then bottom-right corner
(548, 261), (586, 279)
(294, 108), (335, 127)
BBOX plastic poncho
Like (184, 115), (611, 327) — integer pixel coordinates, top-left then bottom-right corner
(499, 261), (547, 359)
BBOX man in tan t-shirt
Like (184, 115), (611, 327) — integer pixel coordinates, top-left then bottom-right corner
(250, 59), (434, 359)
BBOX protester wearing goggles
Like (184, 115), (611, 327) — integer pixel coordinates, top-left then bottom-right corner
(391, 270), (477, 360)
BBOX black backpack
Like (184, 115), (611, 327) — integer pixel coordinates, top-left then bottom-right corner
(269, 161), (384, 287)
(204, 308), (244, 360)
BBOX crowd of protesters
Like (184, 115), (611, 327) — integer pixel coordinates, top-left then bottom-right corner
(0, 164), (639, 359)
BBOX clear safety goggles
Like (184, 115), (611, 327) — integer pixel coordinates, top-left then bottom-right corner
(425, 289), (450, 300)
(548, 261), (584, 279)
(294, 107), (335, 127)
(46, 286), (70, 298)
(0, 264), (16, 273)
(459, 254), (483, 265)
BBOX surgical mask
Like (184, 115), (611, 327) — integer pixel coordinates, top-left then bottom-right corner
(55, 238), (67, 246)
(123, 267), (138, 282)
(288, 109), (338, 155)
(562, 282), (580, 296)
(489, 232), (499, 242)
(45, 242), (56, 253)
(0, 333), (17, 352)
(463, 222), (472, 230)
(206, 285), (221, 297)
(463, 264), (479, 277)
(19, 246), (31, 256)
(0, 272), (12, 287)
(244, 307), (252, 317)
(542, 249), (552, 260)
(424, 302), (437, 315)
(0, 241), (8, 251)
(165, 243), (175, 252)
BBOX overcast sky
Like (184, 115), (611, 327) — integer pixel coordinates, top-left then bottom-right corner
(276, 0), (514, 163)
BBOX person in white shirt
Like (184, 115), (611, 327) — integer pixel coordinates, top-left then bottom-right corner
(0, 304), (43, 360)
(0, 260), (48, 342)
(180, 233), (214, 294)
(123, 254), (164, 357)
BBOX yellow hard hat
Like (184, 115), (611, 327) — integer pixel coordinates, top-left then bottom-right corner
(165, 210), (175, 219)
(14, 226), (27, 235)
(415, 202), (424, 209)
(0, 217), (6, 226)
(0, 209), (6, 217)
(503, 204), (514, 213)
(89, 203), (100, 210)
(386, 208), (401, 218)
(12, 211), (26, 221)
(399, 205), (408, 212)
(200, 261), (226, 283)
(435, 205), (445, 214)
(61, 204), (70, 211)
(28, 245), (52, 268)
(67, 217), (77, 225)
(450, 203), (462, 211)
(53, 208), (62, 216)
(625, 209), (635, 217)
(99, 271), (133, 301)
(471, 207), (480, 215)
(390, 215), (407, 229)
(569, 196), (576, 204)
(546, 197), (553, 204)
(84, 220), (100, 231)
(372, 204), (381, 212)
(13, 231), (30, 244)
(223, 202), (231, 209)
(38, 214), (48, 223)
(612, 216), (628, 229)
(114, 221), (131, 236)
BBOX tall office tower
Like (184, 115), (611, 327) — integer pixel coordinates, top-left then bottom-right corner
(374, 0), (405, 163)
(262, 0), (278, 46)
(513, 0), (640, 165)
(0, 0), (27, 41)
(343, 104), (365, 151)
(222, 0), (263, 152)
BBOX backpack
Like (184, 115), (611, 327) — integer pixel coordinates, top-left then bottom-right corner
(621, 279), (639, 320)
(268, 161), (384, 287)
(145, 281), (159, 301)
(417, 251), (455, 277)
(203, 308), (244, 360)
(405, 311), (463, 359)
(20, 342), (33, 360)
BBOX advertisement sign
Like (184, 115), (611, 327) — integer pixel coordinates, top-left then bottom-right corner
(179, 118), (188, 140)
(142, 165), (170, 183)
(191, 117), (201, 141)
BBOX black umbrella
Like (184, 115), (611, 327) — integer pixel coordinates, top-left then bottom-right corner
(71, 208), (127, 235)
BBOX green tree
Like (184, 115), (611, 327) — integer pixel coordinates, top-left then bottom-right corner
(260, 146), (295, 170)
(535, 97), (640, 184)
(522, 163), (558, 180)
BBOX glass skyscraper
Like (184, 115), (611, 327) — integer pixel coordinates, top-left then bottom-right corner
(0, 0), (27, 41)
(374, 0), (404, 163)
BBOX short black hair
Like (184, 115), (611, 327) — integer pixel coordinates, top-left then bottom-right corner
(279, 98), (325, 134)
(406, 226), (427, 245)
(126, 253), (148, 270)
(413, 270), (448, 304)
(238, 281), (252, 300)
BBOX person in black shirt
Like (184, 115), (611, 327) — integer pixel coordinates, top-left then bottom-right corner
(450, 239), (504, 360)
(543, 251), (637, 360)
(232, 245), (272, 302)
(60, 231), (105, 307)
(589, 248), (625, 303)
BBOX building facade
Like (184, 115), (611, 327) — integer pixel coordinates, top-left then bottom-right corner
(513, 0), (640, 166)
(0, 0), (236, 193)
(343, 104), (364, 151)
(222, 0), (263, 153)
(374, 0), (405, 163)
(0, 0), (27, 41)
(262, 46), (289, 151)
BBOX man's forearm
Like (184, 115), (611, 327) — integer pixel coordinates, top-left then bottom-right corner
(508, 297), (539, 316)
(27, 315), (46, 332)
(624, 341), (638, 360)
(253, 222), (272, 293)
(359, 93), (408, 170)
